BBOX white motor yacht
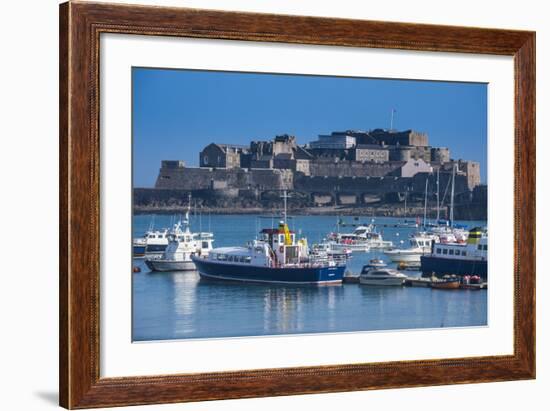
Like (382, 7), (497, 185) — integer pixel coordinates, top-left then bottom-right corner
(359, 267), (407, 286)
(383, 233), (435, 263)
(145, 197), (214, 272)
(328, 224), (392, 252)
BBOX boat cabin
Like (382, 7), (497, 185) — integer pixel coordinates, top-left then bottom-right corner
(431, 233), (487, 261)
(260, 222), (305, 266)
(409, 236), (433, 249)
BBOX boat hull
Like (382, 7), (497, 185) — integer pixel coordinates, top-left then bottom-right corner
(359, 277), (405, 286)
(192, 257), (345, 284)
(133, 244), (146, 257)
(420, 255), (487, 278)
(145, 259), (196, 272)
(430, 280), (460, 290)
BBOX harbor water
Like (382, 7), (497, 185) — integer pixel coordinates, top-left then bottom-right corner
(132, 214), (487, 341)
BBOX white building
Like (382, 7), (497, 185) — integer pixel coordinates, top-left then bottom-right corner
(309, 132), (356, 149)
(400, 158), (433, 178)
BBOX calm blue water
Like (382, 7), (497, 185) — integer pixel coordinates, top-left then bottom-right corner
(132, 214), (487, 341)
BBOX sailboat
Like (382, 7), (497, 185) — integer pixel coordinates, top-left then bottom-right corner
(384, 175), (436, 263)
(429, 164), (468, 243)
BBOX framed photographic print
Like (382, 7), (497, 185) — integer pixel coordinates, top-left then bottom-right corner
(59, 1), (535, 408)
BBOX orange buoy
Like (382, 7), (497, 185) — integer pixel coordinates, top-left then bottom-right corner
(132, 266), (141, 273)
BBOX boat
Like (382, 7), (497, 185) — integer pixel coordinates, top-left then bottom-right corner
(145, 197), (214, 272)
(311, 241), (352, 261)
(132, 227), (170, 257)
(383, 233), (435, 263)
(359, 267), (407, 286)
(430, 276), (460, 290)
(327, 224), (392, 252)
(404, 277), (432, 287)
(192, 191), (346, 284)
(420, 227), (487, 278)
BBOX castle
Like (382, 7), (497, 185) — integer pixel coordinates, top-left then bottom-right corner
(150, 128), (482, 211)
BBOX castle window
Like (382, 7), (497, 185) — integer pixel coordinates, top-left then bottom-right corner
(204, 155), (208, 165)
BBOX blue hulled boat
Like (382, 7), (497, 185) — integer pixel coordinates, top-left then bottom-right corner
(420, 227), (488, 278)
(192, 192), (346, 285)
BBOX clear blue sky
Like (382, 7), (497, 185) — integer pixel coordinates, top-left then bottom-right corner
(133, 67), (487, 187)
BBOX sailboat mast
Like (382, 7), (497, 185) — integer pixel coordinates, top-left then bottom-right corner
(436, 168), (440, 221)
(450, 164), (456, 227)
(423, 177), (428, 229)
(184, 193), (191, 230)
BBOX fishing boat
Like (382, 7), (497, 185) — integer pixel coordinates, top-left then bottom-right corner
(192, 192), (346, 284)
(145, 197), (214, 272)
(359, 267), (407, 286)
(420, 227), (487, 278)
(383, 233), (435, 263)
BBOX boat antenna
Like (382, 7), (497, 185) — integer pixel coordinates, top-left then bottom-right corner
(390, 108), (396, 131)
(436, 168), (440, 221)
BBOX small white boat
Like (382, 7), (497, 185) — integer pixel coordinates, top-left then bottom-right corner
(311, 241), (352, 260)
(359, 267), (407, 286)
(327, 224), (391, 252)
(383, 233), (434, 263)
(145, 197), (214, 272)
(145, 231), (214, 272)
(328, 241), (370, 253)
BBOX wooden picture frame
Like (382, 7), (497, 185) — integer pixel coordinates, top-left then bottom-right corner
(59, 1), (535, 408)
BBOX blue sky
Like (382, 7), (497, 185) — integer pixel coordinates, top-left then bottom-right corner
(133, 68), (487, 187)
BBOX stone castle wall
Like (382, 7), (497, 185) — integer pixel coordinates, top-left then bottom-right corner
(308, 160), (403, 178)
(154, 163), (470, 198)
(155, 167), (293, 191)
